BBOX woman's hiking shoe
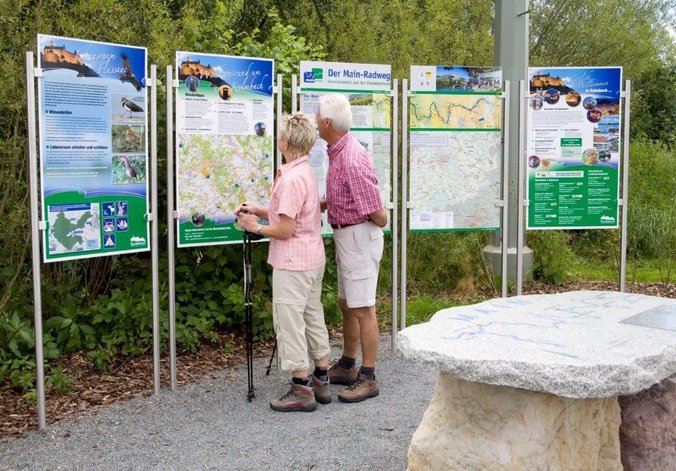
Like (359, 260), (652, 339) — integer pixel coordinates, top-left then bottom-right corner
(337, 374), (379, 403)
(328, 363), (358, 386)
(270, 384), (317, 412)
(310, 375), (332, 404)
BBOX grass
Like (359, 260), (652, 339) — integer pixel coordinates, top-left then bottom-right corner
(570, 257), (675, 283)
(403, 295), (485, 326)
(377, 294), (487, 329)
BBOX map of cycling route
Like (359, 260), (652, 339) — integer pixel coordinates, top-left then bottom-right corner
(409, 95), (501, 129)
(372, 94), (391, 128)
(409, 131), (502, 229)
(177, 134), (273, 219)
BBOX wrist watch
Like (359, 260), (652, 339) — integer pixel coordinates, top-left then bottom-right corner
(256, 224), (263, 235)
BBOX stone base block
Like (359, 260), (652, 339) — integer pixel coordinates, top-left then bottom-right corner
(619, 376), (676, 470)
(408, 372), (622, 470)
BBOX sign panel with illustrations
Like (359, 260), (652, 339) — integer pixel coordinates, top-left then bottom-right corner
(37, 34), (150, 261)
(175, 52), (274, 246)
(526, 67), (622, 229)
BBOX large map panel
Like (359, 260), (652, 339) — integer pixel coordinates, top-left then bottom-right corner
(175, 52), (274, 246)
(177, 134), (272, 227)
(408, 65), (503, 231)
(409, 131), (501, 230)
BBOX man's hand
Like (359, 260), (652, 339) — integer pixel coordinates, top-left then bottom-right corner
(368, 208), (388, 228)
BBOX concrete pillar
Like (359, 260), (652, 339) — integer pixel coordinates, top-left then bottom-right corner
(484, 0), (533, 281)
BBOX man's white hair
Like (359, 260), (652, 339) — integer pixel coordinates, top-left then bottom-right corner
(317, 94), (352, 132)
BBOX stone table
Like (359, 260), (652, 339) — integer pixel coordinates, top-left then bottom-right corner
(398, 291), (676, 470)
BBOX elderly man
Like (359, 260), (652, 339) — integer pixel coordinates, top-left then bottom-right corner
(316, 93), (388, 403)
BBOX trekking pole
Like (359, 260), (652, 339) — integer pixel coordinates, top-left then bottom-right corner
(265, 340), (277, 376)
(243, 230), (255, 401)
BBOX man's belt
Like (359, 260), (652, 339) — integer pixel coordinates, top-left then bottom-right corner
(330, 221), (366, 230)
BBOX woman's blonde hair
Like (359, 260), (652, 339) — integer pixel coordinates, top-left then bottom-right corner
(279, 112), (317, 157)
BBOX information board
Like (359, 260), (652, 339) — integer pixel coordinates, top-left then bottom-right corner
(37, 34), (150, 262)
(526, 67), (622, 229)
(299, 60), (392, 235)
(408, 66), (503, 231)
(175, 52), (274, 246)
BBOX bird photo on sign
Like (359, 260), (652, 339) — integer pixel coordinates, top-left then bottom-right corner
(111, 124), (144, 152)
(119, 52), (143, 91)
(112, 93), (145, 121)
(112, 155), (145, 184)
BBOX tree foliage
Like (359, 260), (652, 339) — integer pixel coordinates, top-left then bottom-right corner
(631, 65), (676, 144)
(530, 0), (675, 78)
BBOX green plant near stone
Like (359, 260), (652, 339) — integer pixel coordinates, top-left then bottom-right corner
(527, 230), (575, 286)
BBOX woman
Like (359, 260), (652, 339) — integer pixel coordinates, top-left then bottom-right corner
(235, 112), (330, 412)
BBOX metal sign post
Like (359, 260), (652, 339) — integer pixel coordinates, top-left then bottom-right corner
(619, 80), (632, 292)
(149, 64), (161, 394)
(26, 51), (47, 430)
(501, 80), (511, 298)
(517, 80), (527, 296)
(400, 79), (409, 330)
(390, 78), (399, 351)
(166, 65), (177, 390)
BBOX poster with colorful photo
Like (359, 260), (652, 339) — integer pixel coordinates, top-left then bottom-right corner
(526, 67), (622, 229)
(37, 34), (149, 262)
(408, 66), (503, 231)
(299, 61), (392, 236)
(175, 52), (274, 246)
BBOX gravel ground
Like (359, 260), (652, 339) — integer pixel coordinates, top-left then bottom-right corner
(0, 336), (436, 471)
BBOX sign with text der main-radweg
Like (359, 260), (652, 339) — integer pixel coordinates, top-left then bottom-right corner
(299, 60), (392, 236)
(526, 66), (622, 230)
(175, 51), (274, 247)
(37, 34), (150, 262)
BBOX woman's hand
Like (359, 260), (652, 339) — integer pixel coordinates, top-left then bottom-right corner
(237, 212), (259, 233)
(234, 202), (255, 217)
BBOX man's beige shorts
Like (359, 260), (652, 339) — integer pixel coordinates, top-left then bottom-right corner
(272, 266), (330, 373)
(334, 221), (384, 308)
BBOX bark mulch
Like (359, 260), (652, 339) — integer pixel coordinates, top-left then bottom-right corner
(1, 332), (275, 439)
(1, 282), (673, 439)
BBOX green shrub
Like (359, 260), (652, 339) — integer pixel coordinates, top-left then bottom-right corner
(627, 140), (676, 259)
(568, 229), (620, 263)
(527, 231), (575, 285)
(46, 366), (73, 394)
(404, 232), (492, 295)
